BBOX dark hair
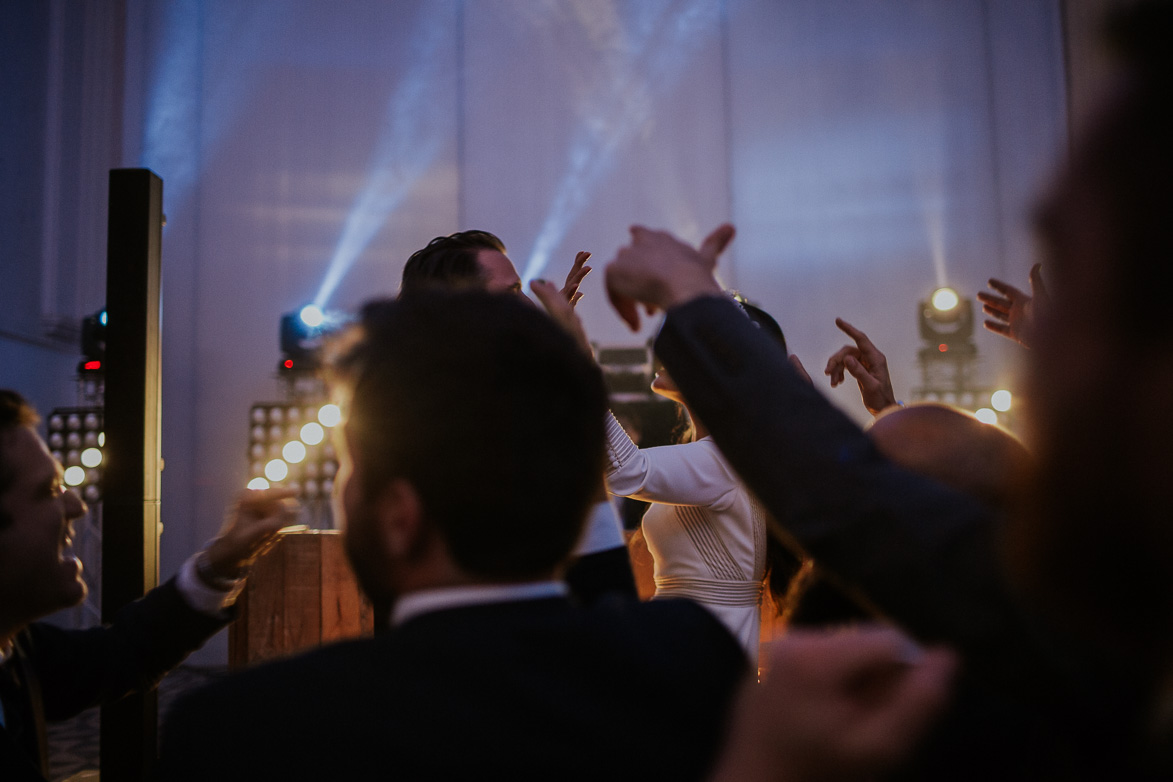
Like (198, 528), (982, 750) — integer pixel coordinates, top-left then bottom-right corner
(742, 302), (787, 354)
(333, 290), (607, 581)
(1, 390), (40, 528)
(1068, 2), (1173, 342)
(399, 230), (507, 295)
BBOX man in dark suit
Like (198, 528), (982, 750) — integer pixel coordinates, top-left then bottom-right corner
(159, 291), (745, 781)
(0, 390), (295, 781)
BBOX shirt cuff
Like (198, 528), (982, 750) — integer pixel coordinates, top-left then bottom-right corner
(573, 500), (626, 556)
(176, 552), (245, 617)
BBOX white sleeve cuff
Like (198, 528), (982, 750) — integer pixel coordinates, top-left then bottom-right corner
(573, 500), (626, 556)
(176, 552), (245, 617)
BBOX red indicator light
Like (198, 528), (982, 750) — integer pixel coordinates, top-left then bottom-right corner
(938, 344), (948, 353)
(84, 360), (102, 370)
(284, 359), (294, 369)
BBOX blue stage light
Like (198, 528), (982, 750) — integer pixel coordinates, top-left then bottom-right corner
(299, 305), (324, 328)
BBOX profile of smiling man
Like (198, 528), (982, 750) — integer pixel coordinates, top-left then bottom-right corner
(0, 389), (293, 781)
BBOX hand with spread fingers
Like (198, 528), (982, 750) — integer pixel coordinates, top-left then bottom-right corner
(532, 278), (593, 356)
(605, 224), (733, 331)
(976, 263), (1047, 348)
(825, 318), (897, 416)
(561, 251), (592, 307)
(201, 488), (301, 583)
(710, 627), (957, 782)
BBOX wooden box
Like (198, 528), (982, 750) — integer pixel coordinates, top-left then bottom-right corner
(228, 530), (374, 667)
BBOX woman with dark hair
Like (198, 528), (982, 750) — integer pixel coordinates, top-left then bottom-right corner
(604, 299), (789, 666)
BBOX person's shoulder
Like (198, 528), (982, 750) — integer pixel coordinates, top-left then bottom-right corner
(172, 636), (380, 716)
(589, 595), (746, 661)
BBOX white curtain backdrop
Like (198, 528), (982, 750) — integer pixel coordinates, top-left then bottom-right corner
(11, 0), (1061, 660)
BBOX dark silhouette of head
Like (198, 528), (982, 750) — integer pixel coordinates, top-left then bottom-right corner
(399, 230), (513, 295)
(868, 402), (1029, 510)
(742, 301), (787, 354)
(330, 290), (607, 605)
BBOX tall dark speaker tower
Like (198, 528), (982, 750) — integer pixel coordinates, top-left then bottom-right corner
(100, 168), (163, 781)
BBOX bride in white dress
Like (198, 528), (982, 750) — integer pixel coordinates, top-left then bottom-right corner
(604, 302), (788, 667)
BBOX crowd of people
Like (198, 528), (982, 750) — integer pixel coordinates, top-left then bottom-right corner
(2, 2), (1171, 779)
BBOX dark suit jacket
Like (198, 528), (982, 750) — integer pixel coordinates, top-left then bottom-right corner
(0, 579), (228, 781)
(159, 595), (745, 782)
(653, 296), (1153, 778)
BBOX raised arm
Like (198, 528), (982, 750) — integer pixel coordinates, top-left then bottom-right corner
(825, 318), (898, 416)
(561, 250), (592, 307)
(603, 225), (1052, 694)
(976, 263), (1048, 348)
(604, 412), (739, 508)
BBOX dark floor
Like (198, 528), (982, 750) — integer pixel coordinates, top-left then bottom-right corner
(46, 665), (221, 782)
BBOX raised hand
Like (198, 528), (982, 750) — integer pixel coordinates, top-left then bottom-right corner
(710, 627), (956, 782)
(825, 318), (897, 416)
(561, 251), (592, 307)
(201, 488), (301, 582)
(977, 263), (1047, 348)
(531, 278), (593, 356)
(605, 224), (733, 331)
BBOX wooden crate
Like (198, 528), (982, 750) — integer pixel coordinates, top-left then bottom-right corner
(229, 530), (374, 667)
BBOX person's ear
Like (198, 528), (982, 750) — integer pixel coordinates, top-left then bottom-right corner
(373, 478), (426, 560)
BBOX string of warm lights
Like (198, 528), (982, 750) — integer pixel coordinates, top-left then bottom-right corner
(245, 401), (341, 497)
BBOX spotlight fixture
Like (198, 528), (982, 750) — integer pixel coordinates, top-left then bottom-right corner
(911, 287), (1011, 427)
(278, 306), (349, 373)
(246, 402), (340, 524)
(918, 287), (974, 353)
(299, 305), (324, 328)
(79, 309), (107, 373)
(930, 287), (959, 313)
(48, 406), (105, 501)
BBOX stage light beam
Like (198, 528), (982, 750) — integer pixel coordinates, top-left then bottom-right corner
(520, 0), (720, 285)
(312, 7), (449, 310)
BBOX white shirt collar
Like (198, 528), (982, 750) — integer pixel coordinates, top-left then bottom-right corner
(391, 581), (568, 627)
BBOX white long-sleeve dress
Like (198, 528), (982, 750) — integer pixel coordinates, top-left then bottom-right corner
(604, 413), (767, 663)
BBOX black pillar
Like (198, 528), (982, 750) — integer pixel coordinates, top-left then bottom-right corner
(100, 168), (164, 782)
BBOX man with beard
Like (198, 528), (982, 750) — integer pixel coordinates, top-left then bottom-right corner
(158, 291), (744, 781)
